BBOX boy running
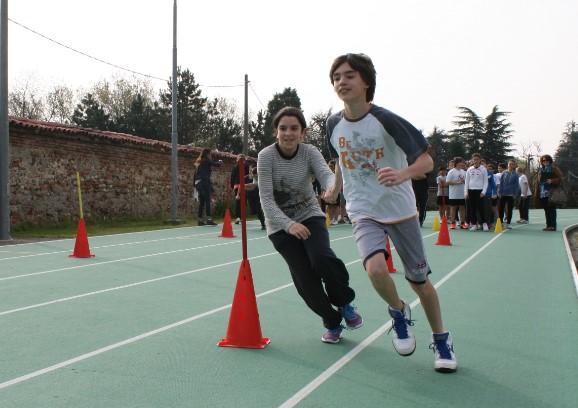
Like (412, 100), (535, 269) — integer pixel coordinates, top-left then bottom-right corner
(324, 53), (457, 372)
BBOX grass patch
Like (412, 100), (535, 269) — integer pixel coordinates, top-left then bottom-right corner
(11, 216), (225, 239)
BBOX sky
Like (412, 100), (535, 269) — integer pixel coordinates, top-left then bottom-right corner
(7, 0), (578, 156)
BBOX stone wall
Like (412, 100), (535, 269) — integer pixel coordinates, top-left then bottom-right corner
(8, 118), (242, 227)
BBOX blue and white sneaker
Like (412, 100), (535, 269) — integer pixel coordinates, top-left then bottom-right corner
(339, 303), (363, 330)
(430, 332), (458, 373)
(388, 302), (416, 356)
(321, 326), (343, 344)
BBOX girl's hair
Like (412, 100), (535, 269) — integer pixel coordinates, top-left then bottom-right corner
(330, 53), (376, 102)
(540, 154), (553, 163)
(195, 148), (211, 167)
(272, 106), (307, 130)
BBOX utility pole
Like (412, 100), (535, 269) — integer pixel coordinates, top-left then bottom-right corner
(169, 0), (180, 223)
(0, 0), (11, 241)
(243, 74), (248, 156)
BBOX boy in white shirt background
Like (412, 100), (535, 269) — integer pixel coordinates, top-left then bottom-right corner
(464, 153), (489, 231)
(445, 157), (467, 229)
(516, 167), (532, 224)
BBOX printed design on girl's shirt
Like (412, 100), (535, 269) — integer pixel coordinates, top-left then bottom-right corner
(273, 178), (312, 218)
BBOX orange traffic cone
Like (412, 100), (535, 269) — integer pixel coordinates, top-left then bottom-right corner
(436, 215), (452, 246)
(386, 236), (397, 273)
(69, 218), (94, 258)
(220, 208), (236, 238)
(218, 259), (270, 348)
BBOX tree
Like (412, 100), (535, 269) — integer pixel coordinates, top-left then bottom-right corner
(45, 85), (75, 124)
(556, 121), (578, 177)
(203, 97), (243, 152)
(8, 80), (44, 120)
(247, 110), (266, 157)
(308, 109), (333, 160)
(481, 105), (513, 163)
(92, 77), (156, 126)
(160, 67), (208, 145)
(71, 93), (111, 130)
(258, 87), (302, 153)
(426, 126), (450, 170)
(451, 107), (484, 156)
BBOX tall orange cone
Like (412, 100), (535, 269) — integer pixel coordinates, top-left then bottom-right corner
(218, 259), (270, 348)
(436, 215), (452, 246)
(70, 218), (94, 258)
(386, 236), (397, 273)
(220, 208), (236, 238)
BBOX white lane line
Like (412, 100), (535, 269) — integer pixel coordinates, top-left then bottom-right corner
(0, 237), (268, 282)
(0, 227), (264, 262)
(0, 237), (354, 316)
(0, 259), (360, 390)
(562, 223), (578, 299)
(278, 230), (506, 408)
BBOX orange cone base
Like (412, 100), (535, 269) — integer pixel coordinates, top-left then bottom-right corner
(220, 208), (236, 238)
(70, 218), (94, 258)
(217, 337), (270, 349)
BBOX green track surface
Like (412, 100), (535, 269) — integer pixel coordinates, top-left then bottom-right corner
(0, 210), (576, 408)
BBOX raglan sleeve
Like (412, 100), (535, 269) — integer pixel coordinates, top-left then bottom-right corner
(376, 109), (429, 164)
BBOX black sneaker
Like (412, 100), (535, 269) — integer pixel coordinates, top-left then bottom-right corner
(198, 220), (205, 226)
(205, 220), (217, 226)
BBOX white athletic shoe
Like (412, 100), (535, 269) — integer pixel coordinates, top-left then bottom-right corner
(388, 302), (416, 356)
(430, 332), (458, 373)
(482, 223), (489, 231)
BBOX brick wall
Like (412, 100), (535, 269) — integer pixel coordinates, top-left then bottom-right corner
(8, 118), (241, 227)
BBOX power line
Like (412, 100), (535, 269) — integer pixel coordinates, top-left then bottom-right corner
(249, 83), (266, 110)
(9, 18), (244, 89)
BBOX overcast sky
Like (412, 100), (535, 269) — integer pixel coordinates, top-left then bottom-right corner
(7, 0), (578, 156)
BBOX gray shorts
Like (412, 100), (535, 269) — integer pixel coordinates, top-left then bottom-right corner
(352, 217), (431, 284)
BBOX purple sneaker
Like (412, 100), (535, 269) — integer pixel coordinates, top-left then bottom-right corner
(339, 304), (363, 330)
(321, 326), (343, 344)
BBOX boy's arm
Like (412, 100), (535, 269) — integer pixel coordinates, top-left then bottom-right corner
(323, 160), (343, 203)
(377, 151), (433, 186)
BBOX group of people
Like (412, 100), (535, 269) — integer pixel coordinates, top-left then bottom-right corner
(434, 154), (563, 232)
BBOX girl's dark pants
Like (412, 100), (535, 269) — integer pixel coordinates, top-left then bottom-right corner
(197, 182), (212, 219)
(540, 197), (557, 229)
(269, 216), (355, 329)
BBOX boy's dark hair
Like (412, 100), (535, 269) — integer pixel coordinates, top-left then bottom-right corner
(330, 53), (376, 102)
(272, 106), (307, 129)
(453, 156), (464, 164)
(439, 165), (447, 171)
(471, 152), (481, 159)
(498, 162), (507, 169)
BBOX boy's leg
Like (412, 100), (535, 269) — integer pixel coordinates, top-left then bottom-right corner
(409, 280), (444, 333)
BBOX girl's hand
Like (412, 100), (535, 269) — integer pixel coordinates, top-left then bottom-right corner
(288, 223), (311, 240)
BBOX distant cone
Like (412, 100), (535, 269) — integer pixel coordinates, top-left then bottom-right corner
(70, 218), (94, 258)
(435, 215), (452, 246)
(325, 211), (331, 228)
(494, 218), (503, 233)
(386, 236), (397, 273)
(218, 259), (270, 348)
(220, 208), (236, 238)
(432, 214), (441, 231)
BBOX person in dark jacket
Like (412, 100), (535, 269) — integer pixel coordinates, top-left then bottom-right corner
(534, 154), (563, 231)
(194, 148), (222, 226)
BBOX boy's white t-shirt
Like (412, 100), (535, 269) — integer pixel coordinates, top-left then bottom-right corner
(326, 105), (429, 224)
(518, 174), (532, 197)
(436, 175), (448, 196)
(446, 168), (466, 199)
